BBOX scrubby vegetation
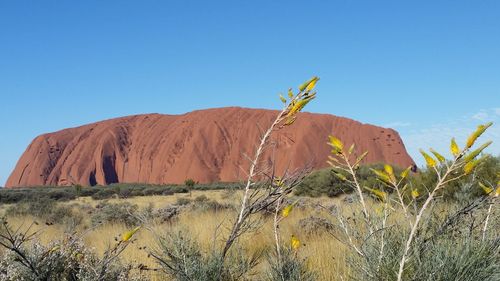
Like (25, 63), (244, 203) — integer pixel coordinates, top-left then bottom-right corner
(0, 182), (243, 205)
(296, 155), (499, 200)
(0, 78), (498, 280)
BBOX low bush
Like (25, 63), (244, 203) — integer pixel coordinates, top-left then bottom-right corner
(175, 198), (192, 206)
(297, 216), (334, 237)
(91, 188), (118, 200)
(5, 198), (84, 227)
(150, 231), (260, 281)
(155, 206), (181, 223)
(5, 197), (56, 218)
(0, 182), (234, 205)
(91, 202), (139, 227)
(294, 164), (389, 198)
(267, 247), (316, 281)
(142, 186), (167, 196)
(191, 199), (233, 212)
(0, 219), (142, 281)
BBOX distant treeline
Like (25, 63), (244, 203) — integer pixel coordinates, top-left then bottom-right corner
(0, 182), (241, 204)
(296, 155), (499, 200)
(1, 155), (498, 204)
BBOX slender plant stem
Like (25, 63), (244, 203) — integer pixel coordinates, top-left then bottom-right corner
(222, 107), (287, 258)
(396, 163), (455, 281)
(237, 114), (283, 224)
(482, 200), (494, 241)
(344, 153), (373, 234)
(273, 196), (284, 281)
(377, 200), (389, 272)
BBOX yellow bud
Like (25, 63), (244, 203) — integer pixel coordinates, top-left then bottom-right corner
(411, 189), (420, 199)
(286, 93), (316, 117)
(479, 182), (493, 195)
(371, 169), (393, 185)
(49, 246), (60, 253)
(450, 138), (460, 157)
(122, 226), (141, 242)
(288, 88), (294, 98)
(463, 141), (492, 163)
(420, 149), (437, 168)
(328, 136), (344, 153)
(400, 166), (412, 179)
(463, 159), (480, 175)
(364, 187), (387, 202)
(384, 164), (397, 182)
(291, 235), (301, 250)
(333, 171), (347, 181)
(348, 143), (355, 155)
(384, 164), (394, 176)
(282, 205), (293, 218)
(466, 122), (493, 148)
(305, 78), (318, 92)
(430, 148), (446, 163)
(279, 94), (287, 104)
(374, 205), (384, 215)
(298, 76), (319, 92)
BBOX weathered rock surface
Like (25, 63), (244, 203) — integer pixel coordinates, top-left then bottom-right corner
(6, 107), (414, 187)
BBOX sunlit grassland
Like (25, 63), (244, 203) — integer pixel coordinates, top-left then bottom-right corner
(1, 186), (496, 280)
(0, 190), (361, 280)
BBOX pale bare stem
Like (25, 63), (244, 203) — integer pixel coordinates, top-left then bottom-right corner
(377, 200), (389, 272)
(392, 179), (413, 228)
(273, 196), (284, 280)
(237, 112), (285, 225)
(482, 198), (495, 241)
(222, 103), (292, 258)
(220, 84), (317, 261)
(396, 161), (456, 281)
(395, 179), (407, 210)
(337, 214), (364, 257)
(441, 174), (466, 185)
(342, 153), (373, 234)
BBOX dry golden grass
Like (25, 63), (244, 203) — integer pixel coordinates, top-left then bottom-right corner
(2, 190), (355, 280)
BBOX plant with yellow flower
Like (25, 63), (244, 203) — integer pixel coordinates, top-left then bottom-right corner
(325, 121), (495, 281)
(222, 77), (318, 262)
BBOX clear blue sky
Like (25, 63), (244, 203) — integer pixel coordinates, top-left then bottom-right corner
(1, 1), (499, 186)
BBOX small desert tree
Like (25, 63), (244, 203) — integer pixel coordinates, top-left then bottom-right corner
(184, 178), (196, 197)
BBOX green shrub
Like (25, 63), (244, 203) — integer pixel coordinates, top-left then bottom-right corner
(267, 247), (316, 281)
(142, 186), (167, 196)
(91, 189), (117, 200)
(0, 183), (215, 205)
(194, 195), (208, 202)
(0, 219), (141, 281)
(5, 197), (56, 218)
(191, 199), (232, 212)
(150, 231), (259, 281)
(172, 186), (190, 194)
(91, 202), (139, 227)
(294, 164), (388, 198)
(176, 198), (192, 206)
(349, 221), (500, 281)
(5, 198), (83, 228)
(297, 216), (334, 237)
